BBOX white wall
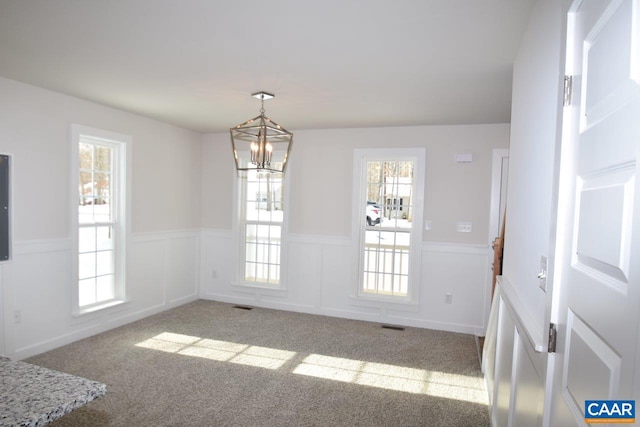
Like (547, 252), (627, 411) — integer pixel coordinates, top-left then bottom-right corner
(0, 76), (203, 359)
(485, 0), (567, 425)
(200, 124), (510, 333)
(501, 0), (564, 341)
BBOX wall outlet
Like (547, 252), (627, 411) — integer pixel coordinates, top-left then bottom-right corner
(444, 293), (452, 304)
(13, 310), (21, 324)
(456, 222), (472, 232)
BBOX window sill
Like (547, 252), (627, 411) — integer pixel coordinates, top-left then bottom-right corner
(230, 281), (287, 297)
(74, 299), (128, 317)
(349, 295), (419, 313)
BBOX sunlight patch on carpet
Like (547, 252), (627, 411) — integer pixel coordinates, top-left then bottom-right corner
(135, 333), (295, 369)
(292, 354), (487, 404)
(135, 332), (487, 404)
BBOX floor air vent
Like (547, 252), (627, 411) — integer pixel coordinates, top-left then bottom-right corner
(232, 305), (253, 311)
(381, 324), (405, 331)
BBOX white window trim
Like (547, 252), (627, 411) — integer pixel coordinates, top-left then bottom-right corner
(70, 124), (131, 316)
(231, 170), (290, 291)
(351, 148), (425, 305)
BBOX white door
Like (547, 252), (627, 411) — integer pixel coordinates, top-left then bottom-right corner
(548, 0), (640, 425)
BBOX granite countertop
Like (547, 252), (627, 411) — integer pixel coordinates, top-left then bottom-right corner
(0, 357), (106, 427)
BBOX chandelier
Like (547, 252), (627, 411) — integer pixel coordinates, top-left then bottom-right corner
(230, 91), (293, 173)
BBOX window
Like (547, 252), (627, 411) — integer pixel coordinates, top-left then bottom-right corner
(353, 149), (425, 302)
(72, 125), (129, 314)
(237, 168), (285, 286)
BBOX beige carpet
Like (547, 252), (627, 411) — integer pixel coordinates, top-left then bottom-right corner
(26, 300), (490, 426)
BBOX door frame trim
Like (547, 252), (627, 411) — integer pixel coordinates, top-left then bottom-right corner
(489, 148), (509, 245)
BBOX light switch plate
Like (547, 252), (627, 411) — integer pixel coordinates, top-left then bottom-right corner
(455, 153), (473, 163)
(425, 220), (432, 231)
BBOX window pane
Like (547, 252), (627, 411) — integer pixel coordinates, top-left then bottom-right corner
(363, 272), (375, 293)
(245, 262), (256, 281)
(79, 143), (93, 170)
(92, 172), (108, 196)
(255, 263), (264, 282)
(255, 243), (267, 265)
(246, 224), (257, 240)
(269, 243), (280, 265)
(245, 171), (283, 223)
(269, 225), (281, 241)
(246, 200), (259, 221)
(96, 250), (113, 276)
(94, 146), (111, 172)
(96, 275), (114, 302)
(79, 227), (96, 253)
(395, 231), (410, 249)
(396, 274), (409, 296)
(94, 200), (111, 223)
(79, 204), (93, 224)
(79, 253), (96, 280)
(79, 171), (93, 191)
(245, 243), (256, 262)
(96, 226), (113, 250)
(257, 208), (269, 223)
(269, 265), (280, 284)
(255, 224), (270, 242)
(271, 209), (284, 223)
(79, 278), (96, 306)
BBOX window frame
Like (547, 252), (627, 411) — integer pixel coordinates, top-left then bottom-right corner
(232, 168), (290, 291)
(71, 124), (131, 316)
(351, 148), (425, 304)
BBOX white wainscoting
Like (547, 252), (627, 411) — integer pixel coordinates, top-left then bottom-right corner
(0, 229), (494, 359)
(200, 229), (493, 335)
(484, 277), (547, 426)
(0, 230), (199, 360)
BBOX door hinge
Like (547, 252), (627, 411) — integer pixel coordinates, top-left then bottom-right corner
(548, 322), (557, 353)
(563, 75), (573, 106)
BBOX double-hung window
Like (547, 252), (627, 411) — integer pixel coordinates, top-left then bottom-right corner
(72, 125), (128, 314)
(353, 149), (425, 302)
(236, 168), (286, 287)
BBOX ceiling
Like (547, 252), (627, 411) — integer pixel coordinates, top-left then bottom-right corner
(0, 0), (535, 133)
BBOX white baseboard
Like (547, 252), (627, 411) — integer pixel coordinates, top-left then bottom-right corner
(13, 295), (198, 360)
(200, 293), (483, 335)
